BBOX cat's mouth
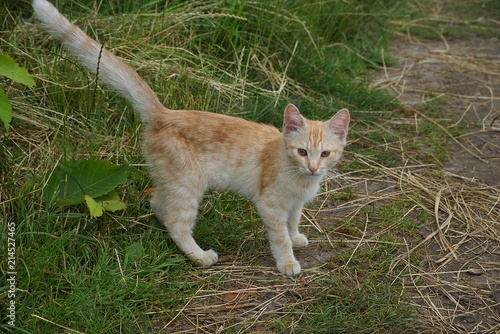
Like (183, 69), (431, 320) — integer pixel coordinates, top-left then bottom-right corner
(304, 169), (323, 177)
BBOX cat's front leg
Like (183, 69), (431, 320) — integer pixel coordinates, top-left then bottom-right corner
(257, 202), (301, 276)
(287, 204), (309, 248)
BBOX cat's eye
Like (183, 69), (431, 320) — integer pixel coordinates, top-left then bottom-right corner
(321, 151), (330, 157)
(297, 148), (308, 156)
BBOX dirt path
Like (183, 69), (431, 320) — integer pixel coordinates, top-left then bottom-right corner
(372, 4), (500, 332)
(376, 38), (499, 186)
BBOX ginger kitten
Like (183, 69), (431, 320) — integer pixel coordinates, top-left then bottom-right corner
(32, 0), (350, 276)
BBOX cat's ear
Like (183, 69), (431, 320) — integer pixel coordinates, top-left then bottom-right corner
(328, 109), (350, 140)
(283, 104), (306, 134)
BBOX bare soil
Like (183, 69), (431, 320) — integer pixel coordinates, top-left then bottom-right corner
(380, 38), (500, 186)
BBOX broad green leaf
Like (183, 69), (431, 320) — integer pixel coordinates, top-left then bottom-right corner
(85, 195), (103, 217)
(0, 87), (11, 131)
(95, 190), (127, 212)
(44, 159), (128, 206)
(84, 191), (126, 217)
(0, 54), (35, 86)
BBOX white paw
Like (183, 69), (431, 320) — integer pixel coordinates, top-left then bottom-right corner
(192, 249), (218, 267)
(277, 260), (301, 276)
(291, 233), (308, 248)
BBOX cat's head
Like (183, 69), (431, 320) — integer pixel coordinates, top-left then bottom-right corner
(282, 104), (350, 177)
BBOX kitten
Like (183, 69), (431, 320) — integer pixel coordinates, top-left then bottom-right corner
(32, 0), (350, 276)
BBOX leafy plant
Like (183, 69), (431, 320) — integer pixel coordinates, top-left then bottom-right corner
(0, 54), (35, 131)
(44, 159), (128, 217)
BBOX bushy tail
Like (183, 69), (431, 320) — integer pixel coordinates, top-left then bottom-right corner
(32, 0), (164, 121)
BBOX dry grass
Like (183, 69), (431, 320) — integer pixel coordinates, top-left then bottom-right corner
(368, 11), (500, 332)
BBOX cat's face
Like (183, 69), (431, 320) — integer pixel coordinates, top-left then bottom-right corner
(283, 104), (350, 177)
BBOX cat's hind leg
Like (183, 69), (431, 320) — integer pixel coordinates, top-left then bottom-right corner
(151, 187), (218, 267)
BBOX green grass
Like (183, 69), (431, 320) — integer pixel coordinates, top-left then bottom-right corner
(0, 0), (442, 332)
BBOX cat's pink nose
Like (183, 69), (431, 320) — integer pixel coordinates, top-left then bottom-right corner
(308, 166), (318, 174)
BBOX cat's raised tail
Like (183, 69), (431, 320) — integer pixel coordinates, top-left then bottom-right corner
(32, 0), (164, 121)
